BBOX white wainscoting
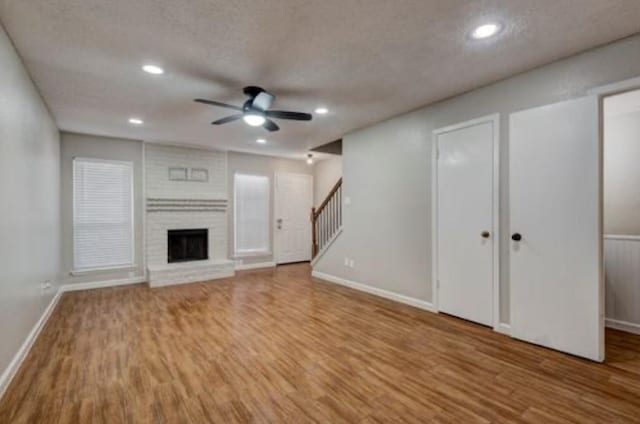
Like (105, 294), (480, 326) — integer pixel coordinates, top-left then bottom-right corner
(604, 235), (640, 335)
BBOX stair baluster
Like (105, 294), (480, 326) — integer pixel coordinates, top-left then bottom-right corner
(311, 178), (342, 259)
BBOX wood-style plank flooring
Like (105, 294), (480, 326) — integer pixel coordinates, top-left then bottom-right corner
(1, 263), (640, 423)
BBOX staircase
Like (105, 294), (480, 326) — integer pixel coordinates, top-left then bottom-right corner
(311, 178), (342, 259)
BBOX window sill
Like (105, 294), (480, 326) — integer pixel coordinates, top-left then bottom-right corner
(70, 264), (138, 276)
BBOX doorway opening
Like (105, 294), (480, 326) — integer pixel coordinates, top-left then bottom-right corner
(602, 88), (640, 339)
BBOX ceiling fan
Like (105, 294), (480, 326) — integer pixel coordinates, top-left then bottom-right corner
(194, 86), (312, 132)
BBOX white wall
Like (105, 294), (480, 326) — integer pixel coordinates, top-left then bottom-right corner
(315, 34), (640, 325)
(60, 132), (144, 285)
(0, 23), (61, 383)
(604, 109), (640, 236)
(313, 156), (342, 206)
(227, 151), (312, 266)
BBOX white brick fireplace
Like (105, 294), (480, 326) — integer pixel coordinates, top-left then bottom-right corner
(145, 144), (234, 287)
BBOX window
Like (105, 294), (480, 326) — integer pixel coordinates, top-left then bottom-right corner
(73, 158), (134, 271)
(234, 173), (270, 256)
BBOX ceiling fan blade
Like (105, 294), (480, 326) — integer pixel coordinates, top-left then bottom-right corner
(252, 91), (275, 111)
(265, 110), (313, 121)
(263, 119), (280, 132)
(194, 98), (243, 111)
(212, 114), (243, 125)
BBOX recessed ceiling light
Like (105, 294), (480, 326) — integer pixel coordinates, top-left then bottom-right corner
(315, 107), (329, 115)
(471, 23), (501, 39)
(243, 113), (266, 127)
(256, 138), (266, 144)
(142, 65), (164, 75)
(306, 153), (314, 165)
(129, 118), (143, 125)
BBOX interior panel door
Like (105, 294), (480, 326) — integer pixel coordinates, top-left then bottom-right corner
(436, 119), (495, 326)
(509, 96), (603, 361)
(275, 173), (313, 264)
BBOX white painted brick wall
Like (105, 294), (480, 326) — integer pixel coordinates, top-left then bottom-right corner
(145, 144), (227, 199)
(148, 262), (235, 287)
(144, 144), (233, 285)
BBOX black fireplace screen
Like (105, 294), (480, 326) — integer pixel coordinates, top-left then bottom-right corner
(168, 229), (208, 263)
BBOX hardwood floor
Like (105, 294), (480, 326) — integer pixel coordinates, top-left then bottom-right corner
(1, 263), (640, 423)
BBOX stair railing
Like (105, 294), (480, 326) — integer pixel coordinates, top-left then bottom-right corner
(311, 178), (342, 258)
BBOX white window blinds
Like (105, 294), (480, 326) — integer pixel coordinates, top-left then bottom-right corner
(234, 173), (270, 255)
(73, 158), (134, 271)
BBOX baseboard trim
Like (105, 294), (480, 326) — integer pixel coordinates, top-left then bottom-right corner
(312, 271), (515, 335)
(0, 288), (62, 399)
(311, 271), (436, 313)
(495, 322), (512, 335)
(235, 261), (276, 271)
(606, 318), (640, 335)
(60, 276), (147, 292)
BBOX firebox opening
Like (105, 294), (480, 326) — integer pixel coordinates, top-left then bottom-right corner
(168, 229), (208, 263)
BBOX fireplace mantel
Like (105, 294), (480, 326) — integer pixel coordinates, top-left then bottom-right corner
(146, 198), (228, 212)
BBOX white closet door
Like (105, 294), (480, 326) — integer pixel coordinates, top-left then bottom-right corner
(435, 119), (496, 326)
(509, 96), (603, 362)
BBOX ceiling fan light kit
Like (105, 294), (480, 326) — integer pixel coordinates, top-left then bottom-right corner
(243, 113), (266, 126)
(194, 86), (312, 132)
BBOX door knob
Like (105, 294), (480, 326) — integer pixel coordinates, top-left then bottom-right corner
(481, 231), (490, 239)
(511, 233), (522, 242)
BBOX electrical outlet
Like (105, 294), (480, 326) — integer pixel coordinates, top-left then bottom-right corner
(349, 259), (355, 268)
(344, 257), (350, 266)
(344, 196), (351, 206)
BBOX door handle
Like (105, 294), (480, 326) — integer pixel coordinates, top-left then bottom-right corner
(481, 231), (490, 239)
(511, 233), (522, 242)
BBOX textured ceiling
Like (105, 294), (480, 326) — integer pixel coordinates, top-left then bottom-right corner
(1, 1), (640, 158)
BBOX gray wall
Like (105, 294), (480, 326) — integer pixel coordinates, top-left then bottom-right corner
(0, 24), (61, 381)
(60, 132), (144, 284)
(315, 34), (640, 325)
(604, 110), (640, 236)
(227, 151), (312, 265)
(313, 156), (343, 206)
